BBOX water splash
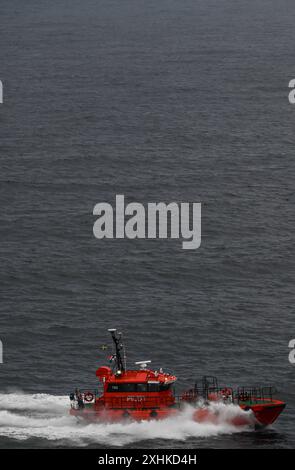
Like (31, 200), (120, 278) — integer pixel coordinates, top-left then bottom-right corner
(0, 393), (253, 446)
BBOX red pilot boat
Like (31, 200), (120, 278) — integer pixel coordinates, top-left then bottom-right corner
(70, 329), (286, 428)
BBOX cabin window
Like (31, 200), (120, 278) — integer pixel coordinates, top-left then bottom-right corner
(147, 383), (159, 392)
(107, 383), (137, 392)
(107, 384), (120, 392)
(107, 382), (171, 393)
(121, 383), (136, 392)
(107, 383), (154, 393)
(159, 383), (171, 391)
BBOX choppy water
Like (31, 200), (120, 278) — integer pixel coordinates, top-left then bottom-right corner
(0, 0), (295, 448)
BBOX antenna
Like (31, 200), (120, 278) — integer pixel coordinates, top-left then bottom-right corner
(108, 329), (125, 373)
(119, 331), (127, 371)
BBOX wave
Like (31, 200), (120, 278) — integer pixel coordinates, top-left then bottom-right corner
(0, 393), (252, 446)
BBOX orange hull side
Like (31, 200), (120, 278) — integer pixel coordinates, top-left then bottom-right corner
(240, 400), (286, 427)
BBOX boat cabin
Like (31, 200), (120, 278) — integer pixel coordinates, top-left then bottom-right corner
(94, 331), (177, 410)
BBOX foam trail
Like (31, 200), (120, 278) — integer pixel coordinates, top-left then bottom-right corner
(0, 393), (253, 446)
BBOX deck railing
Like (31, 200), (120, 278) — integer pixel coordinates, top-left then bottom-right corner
(235, 386), (276, 404)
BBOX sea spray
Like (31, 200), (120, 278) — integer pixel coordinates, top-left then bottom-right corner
(0, 393), (253, 446)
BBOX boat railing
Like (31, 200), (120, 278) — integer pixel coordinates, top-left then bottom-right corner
(180, 385), (278, 405)
(235, 386), (276, 404)
(71, 385), (278, 409)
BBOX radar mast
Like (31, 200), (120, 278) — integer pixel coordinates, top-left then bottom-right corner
(108, 329), (125, 373)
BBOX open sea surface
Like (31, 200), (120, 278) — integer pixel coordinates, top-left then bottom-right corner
(0, 0), (295, 448)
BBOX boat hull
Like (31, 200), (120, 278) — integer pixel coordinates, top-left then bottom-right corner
(240, 400), (286, 427)
(70, 399), (285, 427)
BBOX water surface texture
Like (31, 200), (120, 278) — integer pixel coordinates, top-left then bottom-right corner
(0, 0), (295, 448)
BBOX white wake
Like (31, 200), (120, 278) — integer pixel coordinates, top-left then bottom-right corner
(0, 393), (253, 446)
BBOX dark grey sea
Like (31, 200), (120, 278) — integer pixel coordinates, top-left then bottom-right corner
(0, 0), (295, 448)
